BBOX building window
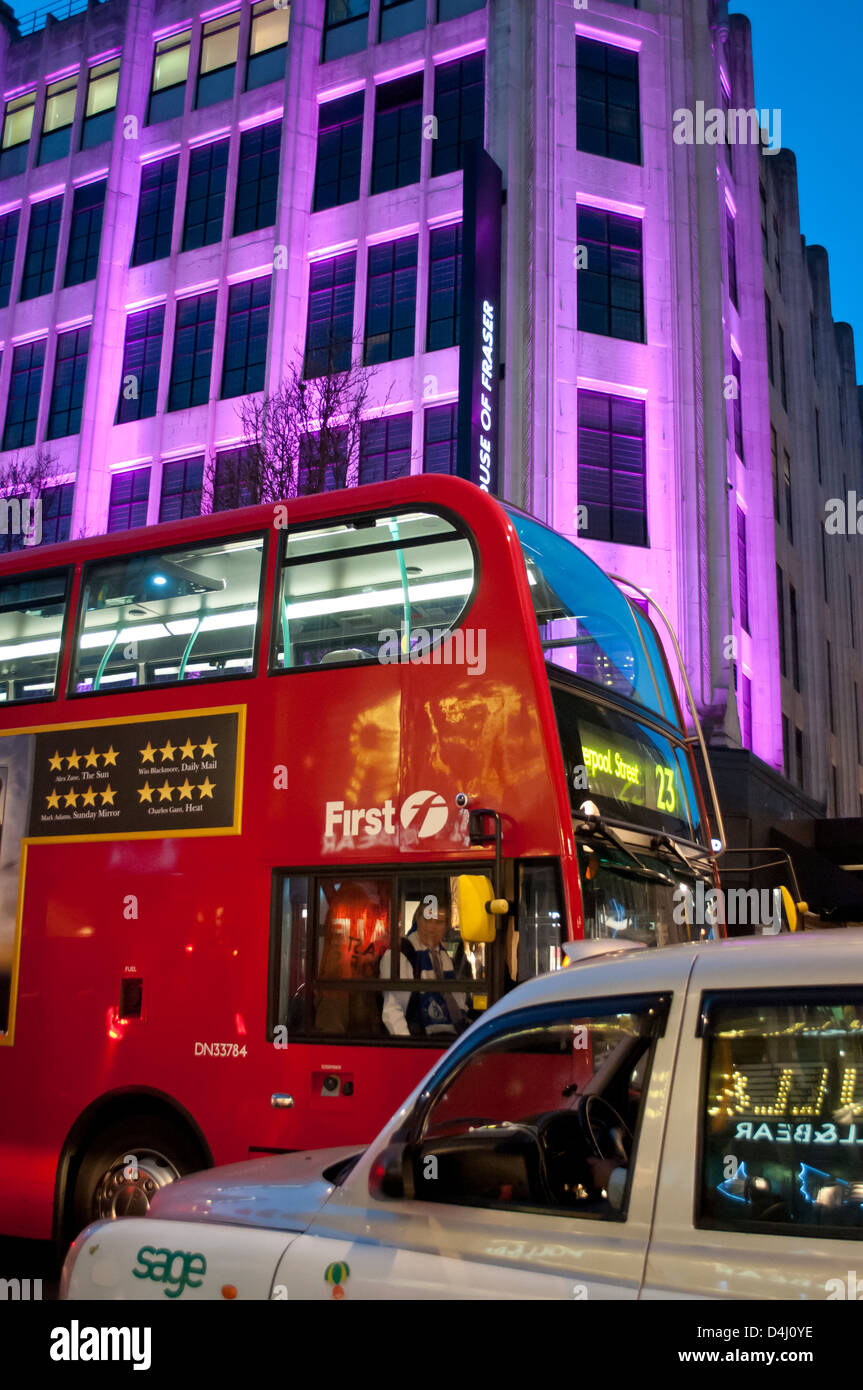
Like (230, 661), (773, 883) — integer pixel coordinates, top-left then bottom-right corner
(432, 53), (485, 177)
(815, 406), (822, 483)
(772, 561), (789, 675)
(0, 208), (19, 309)
(20, 195), (63, 301)
(770, 426), (779, 521)
(196, 11), (239, 109)
(577, 207), (644, 342)
(783, 449), (793, 542)
(380, 0), (425, 43)
(221, 276), (271, 398)
(183, 138), (229, 250)
(304, 252), (356, 377)
(117, 305), (165, 424)
(730, 348), (743, 459)
(772, 214), (781, 289)
(297, 427), (349, 495)
(577, 390), (647, 547)
(777, 322), (788, 411)
(726, 207), (738, 308)
(372, 74), (422, 195)
(0, 91), (35, 179)
(438, 0), (485, 16)
(234, 119), (281, 235)
(64, 179), (106, 287)
(247, 0), (291, 90)
(81, 57), (119, 149)
(148, 29), (191, 124)
(359, 413), (412, 484)
(168, 291), (217, 411)
(826, 640), (835, 734)
(41, 482), (74, 544)
(423, 403), (458, 474)
(131, 156), (179, 266)
(38, 74), (77, 166)
(789, 583), (800, 691)
(794, 726), (804, 786)
(159, 454), (204, 521)
(313, 92), (363, 212)
(212, 445), (257, 511)
(2, 339), (45, 450)
(322, 0), (369, 62)
(737, 505), (749, 634)
(47, 326), (90, 440)
(764, 292), (774, 383)
(107, 468), (150, 531)
(741, 674), (752, 749)
(427, 223), (462, 351)
(364, 236), (418, 365)
(576, 38), (640, 165)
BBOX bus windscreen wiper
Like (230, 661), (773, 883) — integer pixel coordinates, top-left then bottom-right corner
(574, 807), (675, 886)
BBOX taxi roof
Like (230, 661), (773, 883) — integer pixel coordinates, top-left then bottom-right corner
(484, 930), (863, 1023)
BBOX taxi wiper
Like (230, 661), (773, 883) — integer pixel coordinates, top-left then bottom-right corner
(574, 807), (674, 886)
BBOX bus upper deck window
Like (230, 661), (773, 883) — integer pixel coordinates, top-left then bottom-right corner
(72, 536), (264, 693)
(0, 569), (69, 703)
(272, 509), (475, 670)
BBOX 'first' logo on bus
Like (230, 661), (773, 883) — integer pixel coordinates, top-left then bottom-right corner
(325, 790), (448, 841)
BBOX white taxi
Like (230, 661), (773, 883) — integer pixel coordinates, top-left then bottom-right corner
(62, 931), (863, 1301)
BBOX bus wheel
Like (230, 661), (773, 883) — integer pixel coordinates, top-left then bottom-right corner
(70, 1114), (207, 1232)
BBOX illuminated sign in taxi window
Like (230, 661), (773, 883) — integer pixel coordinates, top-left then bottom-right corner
(699, 996), (863, 1237)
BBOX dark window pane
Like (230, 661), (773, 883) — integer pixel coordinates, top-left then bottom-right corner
(107, 467), (151, 532)
(372, 75), (422, 194)
(423, 403), (458, 474)
(20, 196), (62, 301)
(323, 0), (369, 61)
(427, 222), (462, 351)
(577, 390), (647, 546)
(168, 292), (216, 411)
(131, 156), (179, 266)
(0, 208), (20, 308)
(233, 119), (281, 235)
(313, 92), (363, 211)
(183, 138), (229, 250)
(64, 179), (106, 287)
(359, 412), (412, 484)
(2, 339), (45, 450)
(577, 207), (644, 342)
(304, 252), (356, 377)
(221, 276), (271, 399)
(47, 326), (90, 440)
(432, 54), (484, 176)
(159, 454), (204, 521)
(364, 236), (418, 364)
(117, 304), (165, 423)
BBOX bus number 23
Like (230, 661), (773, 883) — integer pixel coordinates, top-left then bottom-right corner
(655, 765), (676, 813)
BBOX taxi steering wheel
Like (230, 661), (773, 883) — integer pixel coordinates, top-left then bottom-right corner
(579, 1094), (633, 1174)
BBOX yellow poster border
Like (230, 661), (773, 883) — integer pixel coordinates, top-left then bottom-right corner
(0, 704), (246, 1047)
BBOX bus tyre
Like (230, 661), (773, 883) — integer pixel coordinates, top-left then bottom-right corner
(70, 1115), (206, 1234)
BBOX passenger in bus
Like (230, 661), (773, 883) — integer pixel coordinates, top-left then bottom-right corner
(380, 901), (470, 1038)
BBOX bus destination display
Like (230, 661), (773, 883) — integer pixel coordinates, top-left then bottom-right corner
(579, 717), (681, 817)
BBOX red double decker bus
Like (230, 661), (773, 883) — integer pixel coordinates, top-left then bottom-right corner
(0, 475), (720, 1243)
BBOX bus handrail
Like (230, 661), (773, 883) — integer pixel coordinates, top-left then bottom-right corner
(608, 574), (726, 856)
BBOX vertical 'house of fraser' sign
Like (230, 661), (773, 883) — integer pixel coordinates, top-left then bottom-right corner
(457, 143), (503, 494)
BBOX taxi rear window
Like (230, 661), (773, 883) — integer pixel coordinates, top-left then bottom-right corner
(698, 991), (863, 1240)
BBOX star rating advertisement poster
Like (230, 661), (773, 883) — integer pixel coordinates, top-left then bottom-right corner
(1, 708), (242, 1034)
(28, 710), (241, 838)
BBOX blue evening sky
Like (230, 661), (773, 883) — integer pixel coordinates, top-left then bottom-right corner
(731, 0), (862, 353)
(6, 0), (862, 359)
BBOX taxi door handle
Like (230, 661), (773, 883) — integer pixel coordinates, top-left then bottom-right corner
(271, 1093), (294, 1109)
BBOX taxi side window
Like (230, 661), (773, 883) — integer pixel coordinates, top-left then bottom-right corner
(698, 993), (863, 1238)
(409, 996), (667, 1220)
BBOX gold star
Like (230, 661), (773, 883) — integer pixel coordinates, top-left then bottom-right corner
(198, 736), (218, 759)
(84, 747), (100, 768)
(138, 782), (155, 804)
(159, 739), (177, 763)
(66, 749), (81, 769)
(46, 789), (61, 809)
(197, 777), (215, 800)
(102, 746), (119, 767)
(157, 780), (173, 802)
(48, 750), (63, 772)
(81, 786), (97, 807)
(177, 779), (194, 801)
(100, 785), (116, 806)
(178, 737), (197, 761)
(64, 788), (79, 808)
(139, 742), (156, 764)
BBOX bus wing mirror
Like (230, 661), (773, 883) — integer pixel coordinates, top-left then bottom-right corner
(455, 874), (498, 943)
(779, 885), (808, 932)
